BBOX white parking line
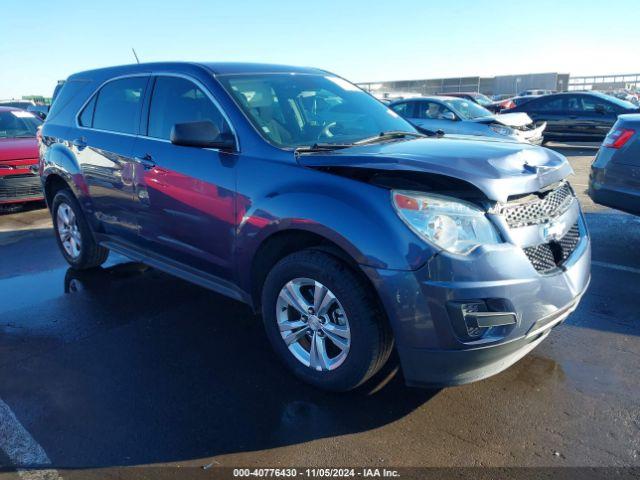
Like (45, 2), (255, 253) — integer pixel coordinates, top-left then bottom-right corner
(0, 399), (62, 479)
(592, 260), (640, 275)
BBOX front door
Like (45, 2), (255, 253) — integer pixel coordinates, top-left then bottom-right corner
(130, 75), (238, 280)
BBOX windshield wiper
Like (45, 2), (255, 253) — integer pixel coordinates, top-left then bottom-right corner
(294, 143), (353, 155)
(353, 130), (428, 146)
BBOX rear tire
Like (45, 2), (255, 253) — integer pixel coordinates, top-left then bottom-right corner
(261, 249), (393, 391)
(52, 189), (109, 269)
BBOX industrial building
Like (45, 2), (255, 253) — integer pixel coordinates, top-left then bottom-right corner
(359, 72), (570, 97)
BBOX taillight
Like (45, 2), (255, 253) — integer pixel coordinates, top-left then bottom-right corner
(603, 128), (635, 149)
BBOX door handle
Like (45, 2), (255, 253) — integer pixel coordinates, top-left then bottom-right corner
(134, 154), (156, 170)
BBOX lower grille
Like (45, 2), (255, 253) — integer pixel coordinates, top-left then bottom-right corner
(524, 222), (581, 273)
(0, 175), (43, 200)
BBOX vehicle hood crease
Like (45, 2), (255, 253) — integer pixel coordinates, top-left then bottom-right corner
(297, 137), (572, 202)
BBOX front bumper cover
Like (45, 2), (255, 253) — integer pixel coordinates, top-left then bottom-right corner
(361, 213), (591, 387)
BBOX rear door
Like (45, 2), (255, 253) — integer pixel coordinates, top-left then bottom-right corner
(130, 74), (238, 280)
(74, 75), (150, 240)
(522, 95), (566, 139)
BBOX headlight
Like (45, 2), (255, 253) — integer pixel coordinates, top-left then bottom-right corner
(391, 191), (502, 254)
(490, 124), (515, 136)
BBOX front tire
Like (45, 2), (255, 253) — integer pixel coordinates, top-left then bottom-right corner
(52, 189), (109, 269)
(261, 250), (393, 391)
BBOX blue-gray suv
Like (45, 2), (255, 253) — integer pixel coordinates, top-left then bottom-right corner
(39, 62), (591, 391)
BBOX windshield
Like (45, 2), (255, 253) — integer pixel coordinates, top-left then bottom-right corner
(217, 73), (417, 148)
(471, 93), (493, 106)
(0, 110), (42, 139)
(441, 98), (493, 120)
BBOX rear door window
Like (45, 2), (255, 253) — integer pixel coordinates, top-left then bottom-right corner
(147, 76), (230, 140)
(531, 96), (564, 112)
(390, 102), (414, 117)
(416, 101), (454, 120)
(91, 77), (148, 134)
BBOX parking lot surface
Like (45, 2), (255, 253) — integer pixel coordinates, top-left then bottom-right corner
(0, 144), (639, 478)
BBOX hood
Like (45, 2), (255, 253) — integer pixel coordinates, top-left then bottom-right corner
(298, 136), (573, 203)
(471, 112), (533, 128)
(0, 137), (38, 162)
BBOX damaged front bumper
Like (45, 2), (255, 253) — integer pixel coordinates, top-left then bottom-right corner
(361, 210), (591, 388)
(514, 122), (546, 145)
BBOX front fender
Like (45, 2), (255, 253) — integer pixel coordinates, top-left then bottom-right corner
(234, 165), (435, 292)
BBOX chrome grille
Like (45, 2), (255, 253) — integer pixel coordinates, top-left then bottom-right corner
(523, 222), (581, 273)
(499, 182), (575, 228)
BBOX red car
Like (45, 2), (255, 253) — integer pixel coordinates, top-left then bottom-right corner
(0, 107), (44, 205)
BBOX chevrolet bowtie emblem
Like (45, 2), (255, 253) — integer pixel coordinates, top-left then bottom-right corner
(543, 220), (567, 242)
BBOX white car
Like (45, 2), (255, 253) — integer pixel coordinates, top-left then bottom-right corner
(389, 96), (546, 145)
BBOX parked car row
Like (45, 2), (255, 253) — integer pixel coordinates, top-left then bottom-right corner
(389, 90), (639, 145)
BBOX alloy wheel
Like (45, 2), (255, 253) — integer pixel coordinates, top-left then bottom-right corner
(276, 277), (351, 371)
(56, 202), (82, 259)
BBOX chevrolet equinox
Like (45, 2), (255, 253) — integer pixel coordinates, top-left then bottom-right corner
(39, 63), (591, 391)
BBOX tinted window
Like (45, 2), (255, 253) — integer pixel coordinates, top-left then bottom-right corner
(531, 96), (564, 112)
(148, 76), (229, 140)
(581, 96), (616, 114)
(78, 95), (97, 127)
(391, 102), (413, 117)
(92, 77), (147, 134)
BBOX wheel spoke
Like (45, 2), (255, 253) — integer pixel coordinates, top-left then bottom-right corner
(309, 333), (330, 371)
(281, 282), (311, 315)
(282, 326), (309, 346)
(69, 237), (79, 257)
(322, 321), (350, 339)
(313, 281), (328, 312)
(278, 320), (307, 332)
(323, 329), (349, 351)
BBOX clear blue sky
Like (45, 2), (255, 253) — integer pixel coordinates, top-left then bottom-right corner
(1, 0), (638, 98)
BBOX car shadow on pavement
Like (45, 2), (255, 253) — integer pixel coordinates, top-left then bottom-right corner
(0, 261), (438, 469)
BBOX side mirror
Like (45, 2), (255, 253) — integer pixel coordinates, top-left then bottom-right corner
(170, 121), (235, 151)
(441, 111), (457, 121)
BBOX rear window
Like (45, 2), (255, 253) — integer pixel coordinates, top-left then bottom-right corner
(90, 77), (147, 134)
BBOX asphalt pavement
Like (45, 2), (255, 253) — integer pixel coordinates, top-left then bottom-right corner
(0, 144), (638, 478)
